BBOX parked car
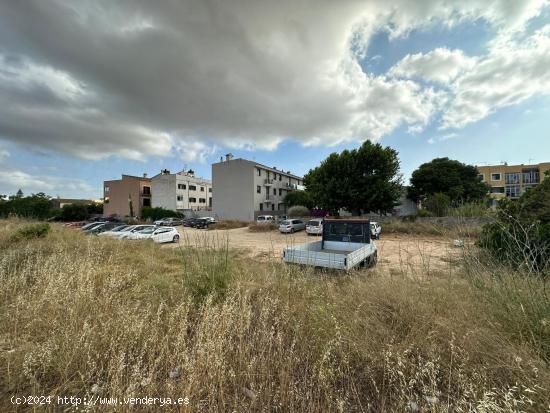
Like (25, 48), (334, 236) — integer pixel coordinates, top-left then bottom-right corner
(117, 225), (156, 239)
(202, 217), (217, 223)
(370, 222), (382, 239)
(154, 217), (184, 226)
(257, 215), (275, 224)
(81, 222), (105, 231)
(85, 222), (121, 235)
(98, 225), (131, 237)
(193, 218), (211, 229)
(283, 219), (377, 270)
(127, 226), (180, 243)
(183, 218), (199, 227)
(306, 218), (323, 235)
(279, 219), (306, 233)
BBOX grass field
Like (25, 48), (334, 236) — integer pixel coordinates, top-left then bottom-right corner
(1, 219), (549, 412)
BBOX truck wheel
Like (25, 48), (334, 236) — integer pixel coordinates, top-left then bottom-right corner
(367, 251), (378, 268)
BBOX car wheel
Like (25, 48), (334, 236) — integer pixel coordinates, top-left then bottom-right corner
(173, 234), (180, 243)
(290, 228), (294, 233)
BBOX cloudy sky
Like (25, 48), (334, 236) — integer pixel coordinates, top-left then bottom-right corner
(0, 0), (549, 198)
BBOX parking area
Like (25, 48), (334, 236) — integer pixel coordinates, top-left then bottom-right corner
(165, 226), (459, 274)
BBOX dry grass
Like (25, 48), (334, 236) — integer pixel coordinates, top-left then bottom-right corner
(1, 219), (549, 412)
(207, 220), (249, 230)
(248, 222), (278, 232)
(383, 220), (481, 239)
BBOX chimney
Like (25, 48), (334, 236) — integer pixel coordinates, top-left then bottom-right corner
(143, 173), (148, 178)
(225, 153), (234, 161)
(161, 169), (170, 175)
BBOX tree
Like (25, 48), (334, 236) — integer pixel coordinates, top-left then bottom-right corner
(284, 191), (314, 209)
(304, 141), (402, 215)
(408, 157), (488, 204)
(0, 193), (52, 219)
(423, 193), (451, 217)
(61, 204), (90, 221)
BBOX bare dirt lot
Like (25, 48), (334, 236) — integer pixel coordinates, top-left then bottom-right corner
(167, 227), (460, 274)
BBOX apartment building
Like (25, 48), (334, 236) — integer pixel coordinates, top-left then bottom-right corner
(477, 162), (550, 201)
(212, 154), (304, 221)
(103, 174), (152, 218)
(151, 169), (212, 212)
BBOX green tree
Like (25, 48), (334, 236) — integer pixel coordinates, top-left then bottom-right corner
(423, 192), (451, 217)
(61, 204), (90, 221)
(283, 191), (314, 209)
(0, 193), (52, 219)
(304, 141), (402, 215)
(408, 157), (488, 204)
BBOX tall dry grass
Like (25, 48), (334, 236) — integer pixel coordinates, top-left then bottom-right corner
(0, 219), (549, 412)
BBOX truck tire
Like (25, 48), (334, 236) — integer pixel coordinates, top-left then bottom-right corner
(367, 251), (378, 268)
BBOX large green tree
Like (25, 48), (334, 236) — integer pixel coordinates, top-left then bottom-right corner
(408, 157), (488, 204)
(283, 190), (314, 209)
(304, 141), (402, 215)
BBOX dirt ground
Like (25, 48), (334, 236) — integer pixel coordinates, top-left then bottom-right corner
(166, 227), (461, 275)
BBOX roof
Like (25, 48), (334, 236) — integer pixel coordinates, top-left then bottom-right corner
(213, 157), (303, 180)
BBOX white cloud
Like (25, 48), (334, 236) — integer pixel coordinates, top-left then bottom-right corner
(0, 168), (96, 198)
(441, 25), (550, 129)
(0, 0), (547, 160)
(389, 48), (477, 84)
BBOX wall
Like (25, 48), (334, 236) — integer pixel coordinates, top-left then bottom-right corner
(152, 174), (176, 211)
(212, 159), (255, 221)
(104, 176), (150, 218)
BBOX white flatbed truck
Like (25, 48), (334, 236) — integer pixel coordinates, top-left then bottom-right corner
(282, 219), (377, 270)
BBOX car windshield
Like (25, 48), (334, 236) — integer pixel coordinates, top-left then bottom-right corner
(258, 217), (265, 221)
(120, 226), (136, 232)
(111, 225), (128, 232)
(281, 220), (291, 225)
(307, 220), (320, 226)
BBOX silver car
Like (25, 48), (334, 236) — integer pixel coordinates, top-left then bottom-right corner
(279, 219), (306, 233)
(306, 218), (323, 235)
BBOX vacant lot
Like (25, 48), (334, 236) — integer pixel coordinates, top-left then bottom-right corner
(169, 227), (460, 275)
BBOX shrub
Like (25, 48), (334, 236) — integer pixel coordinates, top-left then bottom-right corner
(448, 201), (490, 217)
(415, 209), (432, 218)
(61, 204), (90, 221)
(11, 223), (51, 241)
(477, 175), (550, 275)
(423, 192), (450, 217)
(141, 206), (183, 221)
(208, 220), (249, 230)
(288, 205), (310, 217)
(248, 222), (278, 232)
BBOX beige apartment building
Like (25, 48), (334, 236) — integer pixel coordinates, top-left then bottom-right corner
(152, 169), (212, 212)
(477, 162), (550, 200)
(103, 174), (152, 218)
(212, 154), (304, 221)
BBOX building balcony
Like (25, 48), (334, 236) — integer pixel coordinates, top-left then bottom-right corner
(264, 179), (274, 185)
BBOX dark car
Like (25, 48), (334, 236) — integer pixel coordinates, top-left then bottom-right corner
(85, 222), (122, 235)
(192, 218), (211, 229)
(183, 218), (199, 227)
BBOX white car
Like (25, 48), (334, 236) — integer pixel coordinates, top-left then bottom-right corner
(116, 225), (156, 239)
(306, 218), (323, 235)
(370, 222), (382, 240)
(256, 215), (275, 224)
(279, 219), (306, 233)
(126, 226), (180, 243)
(98, 224), (131, 237)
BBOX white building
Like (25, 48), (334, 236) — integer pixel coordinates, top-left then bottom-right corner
(152, 169), (212, 212)
(212, 154), (304, 221)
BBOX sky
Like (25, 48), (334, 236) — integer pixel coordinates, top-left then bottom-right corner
(0, 0), (549, 199)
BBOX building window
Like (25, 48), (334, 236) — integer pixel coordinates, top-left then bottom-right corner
(257, 168), (261, 176)
(142, 186), (151, 195)
(143, 198), (151, 207)
(200, 187), (204, 192)
(505, 173), (520, 184)
(189, 197), (197, 203)
(177, 195), (184, 201)
(209, 197), (212, 207)
(279, 188), (283, 196)
(209, 188), (212, 193)
(259, 203), (263, 211)
(271, 204), (275, 211)
(522, 170), (540, 184)
(279, 174), (282, 181)
(178, 184), (186, 190)
(189, 185), (197, 191)
(273, 188), (276, 195)
(199, 198), (206, 203)
(490, 187), (505, 194)
(491, 173), (501, 181)
(257, 185), (261, 193)
(104, 186), (110, 193)
(505, 185), (521, 198)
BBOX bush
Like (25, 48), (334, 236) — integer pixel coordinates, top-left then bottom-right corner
(415, 209), (432, 218)
(478, 175), (550, 275)
(141, 206), (183, 221)
(287, 205), (310, 217)
(11, 223), (51, 241)
(0, 193), (52, 219)
(448, 201), (490, 217)
(248, 223), (278, 232)
(61, 204), (90, 221)
(423, 192), (450, 217)
(208, 220), (249, 230)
